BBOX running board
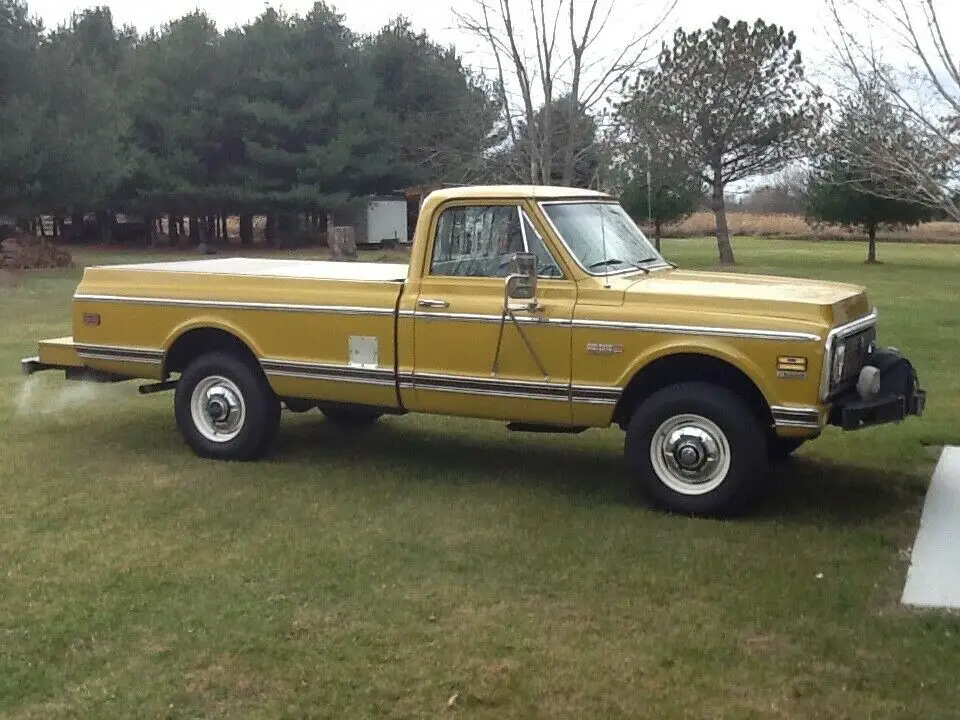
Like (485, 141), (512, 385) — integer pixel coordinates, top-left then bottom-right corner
(506, 422), (588, 434)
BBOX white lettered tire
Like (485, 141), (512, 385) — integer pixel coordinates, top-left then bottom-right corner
(624, 381), (770, 516)
(174, 351), (281, 461)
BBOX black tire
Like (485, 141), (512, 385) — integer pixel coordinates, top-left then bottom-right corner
(174, 351), (281, 461)
(624, 381), (770, 517)
(321, 407), (383, 428)
(768, 436), (806, 463)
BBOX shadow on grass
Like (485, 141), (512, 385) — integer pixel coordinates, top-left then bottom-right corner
(760, 456), (926, 526)
(272, 418), (631, 507)
(49, 408), (925, 524)
(281, 419), (925, 525)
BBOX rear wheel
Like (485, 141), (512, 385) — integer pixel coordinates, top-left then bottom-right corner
(174, 351), (281, 460)
(624, 381), (770, 517)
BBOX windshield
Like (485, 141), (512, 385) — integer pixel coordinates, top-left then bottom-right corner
(540, 201), (665, 275)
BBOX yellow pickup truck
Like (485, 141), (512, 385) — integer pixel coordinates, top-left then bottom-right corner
(22, 185), (926, 516)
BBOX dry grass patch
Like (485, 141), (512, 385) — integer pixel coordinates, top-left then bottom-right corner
(657, 210), (960, 243)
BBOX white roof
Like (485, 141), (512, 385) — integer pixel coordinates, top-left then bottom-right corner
(96, 257), (409, 282)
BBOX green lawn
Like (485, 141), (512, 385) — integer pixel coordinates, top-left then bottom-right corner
(2, 237), (959, 719)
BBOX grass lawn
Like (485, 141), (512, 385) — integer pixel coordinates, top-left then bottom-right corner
(2, 237), (959, 718)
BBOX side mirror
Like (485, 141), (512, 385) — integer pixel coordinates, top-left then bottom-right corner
(506, 251), (538, 301)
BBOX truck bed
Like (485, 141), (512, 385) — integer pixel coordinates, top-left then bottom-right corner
(96, 257), (410, 283)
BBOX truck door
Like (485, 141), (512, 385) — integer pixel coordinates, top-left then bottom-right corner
(404, 200), (576, 425)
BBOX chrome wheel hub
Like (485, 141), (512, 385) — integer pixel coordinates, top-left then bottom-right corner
(650, 414), (731, 496)
(190, 376), (246, 443)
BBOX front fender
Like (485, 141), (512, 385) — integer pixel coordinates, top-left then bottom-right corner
(616, 337), (779, 407)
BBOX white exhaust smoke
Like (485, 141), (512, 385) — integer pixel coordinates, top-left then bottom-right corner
(14, 374), (138, 418)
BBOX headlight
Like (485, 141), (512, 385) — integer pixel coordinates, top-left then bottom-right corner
(831, 343), (847, 385)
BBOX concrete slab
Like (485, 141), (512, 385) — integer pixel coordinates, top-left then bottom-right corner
(901, 447), (960, 609)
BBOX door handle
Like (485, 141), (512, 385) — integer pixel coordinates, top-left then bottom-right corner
(418, 298), (449, 309)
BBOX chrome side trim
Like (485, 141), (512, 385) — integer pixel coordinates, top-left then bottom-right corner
(408, 371), (569, 399)
(72, 293), (819, 342)
(402, 309), (568, 326)
(771, 405), (823, 429)
(66, 341), (623, 405)
(75, 343), (164, 365)
(265, 358), (622, 405)
(818, 307), (879, 401)
(571, 384), (622, 405)
(406, 373), (620, 405)
(572, 318), (821, 342)
(261, 359), (397, 387)
(401, 308), (818, 340)
(403, 382), (567, 403)
(73, 293), (397, 317)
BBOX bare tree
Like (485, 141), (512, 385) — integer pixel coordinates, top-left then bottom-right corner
(825, 0), (960, 220)
(613, 17), (826, 264)
(453, 0), (678, 186)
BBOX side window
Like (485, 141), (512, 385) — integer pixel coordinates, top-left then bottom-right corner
(430, 204), (524, 278)
(429, 204), (566, 279)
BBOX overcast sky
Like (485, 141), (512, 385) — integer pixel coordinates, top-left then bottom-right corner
(21, 0), (960, 100)
(20, 0), (960, 90)
(13, 0), (897, 62)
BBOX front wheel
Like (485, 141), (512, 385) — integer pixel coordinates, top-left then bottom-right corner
(624, 382), (770, 517)
(174, 351), (281, 461)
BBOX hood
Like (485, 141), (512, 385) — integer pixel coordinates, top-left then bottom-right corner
(621, 269), (871, 326)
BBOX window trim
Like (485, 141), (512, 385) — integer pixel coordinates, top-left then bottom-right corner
(518, 206), (565, 280)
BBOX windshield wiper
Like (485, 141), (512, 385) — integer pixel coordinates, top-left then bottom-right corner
(588, 258), (626, 269)
(588, 258), (650, 274)
(636, 256), (678, 269)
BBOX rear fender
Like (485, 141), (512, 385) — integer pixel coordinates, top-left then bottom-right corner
(162, 316), (265, 375)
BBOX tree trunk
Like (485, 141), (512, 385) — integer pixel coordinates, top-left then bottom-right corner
(189, 216), (200, 245)
(654, 220), (662, 252)
(97, 211), (113, 244)
(71, 214), (84, 242)
(265, 214), (276, 246)
(239, 214), (253, 245)
(37, 217), (46, 237)
(145, 212), (156, 247)
(867, 224), (878, 263)
(177, 216), (186, 238)
(711, 170), (735, 265)
(169, 213), (180, 245)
